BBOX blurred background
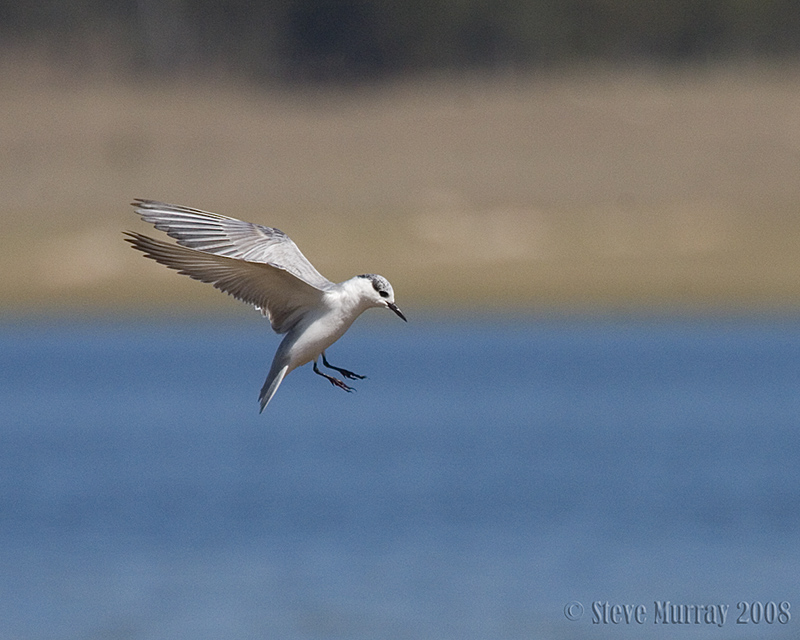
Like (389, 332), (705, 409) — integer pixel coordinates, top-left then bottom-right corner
(3, 0), (800, 311)
(2, 2), (800, 639)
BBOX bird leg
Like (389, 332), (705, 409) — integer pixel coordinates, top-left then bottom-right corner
(321, 353), (366, 380)
(313, 361), (355, 392)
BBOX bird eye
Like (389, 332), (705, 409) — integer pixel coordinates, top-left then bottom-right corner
(379, 291), (389, 298)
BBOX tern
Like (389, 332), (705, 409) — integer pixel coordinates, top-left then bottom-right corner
(124, 199), (406, 412)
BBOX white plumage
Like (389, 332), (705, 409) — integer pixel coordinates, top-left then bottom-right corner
(125, 199), (406, 412)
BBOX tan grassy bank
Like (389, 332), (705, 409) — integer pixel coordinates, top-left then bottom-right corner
(2, 63), (800, 314)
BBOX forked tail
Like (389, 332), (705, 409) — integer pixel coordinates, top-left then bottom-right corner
(259, 364), (289, 413)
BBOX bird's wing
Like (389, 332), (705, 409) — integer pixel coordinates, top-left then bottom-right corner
(132, 199), (333, 291)
(125, 232), (324, 334)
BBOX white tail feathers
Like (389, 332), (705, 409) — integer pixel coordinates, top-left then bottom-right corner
(259, 365), (289, 413)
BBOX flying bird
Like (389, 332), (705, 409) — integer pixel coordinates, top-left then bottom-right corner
(124, 199), (406, 412)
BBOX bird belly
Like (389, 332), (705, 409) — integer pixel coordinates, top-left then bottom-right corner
(285, 313), (354, 370)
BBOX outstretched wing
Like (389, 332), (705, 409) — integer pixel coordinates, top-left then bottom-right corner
(132, 199), (333, 291)
(125, 232), (324, 334)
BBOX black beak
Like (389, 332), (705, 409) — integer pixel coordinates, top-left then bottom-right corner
(388, 302), (407, 322)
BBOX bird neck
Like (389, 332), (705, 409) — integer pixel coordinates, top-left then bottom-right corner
(333, 278), (377, 317)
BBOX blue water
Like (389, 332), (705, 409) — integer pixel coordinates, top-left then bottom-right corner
(1, 315), (799, 639)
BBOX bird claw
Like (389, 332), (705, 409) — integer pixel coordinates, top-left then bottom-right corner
(328, 377), (355, 392)
(339, 369), (366, 380)
(321, 355), (366, 380)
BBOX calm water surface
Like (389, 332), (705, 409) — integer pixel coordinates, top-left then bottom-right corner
(1, 315), (799, 639)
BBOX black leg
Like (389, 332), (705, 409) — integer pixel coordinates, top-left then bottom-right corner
(313, 361), (355, 392)
(322, 353), (366, 380)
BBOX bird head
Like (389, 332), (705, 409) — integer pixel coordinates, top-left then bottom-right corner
(357, 274), (407, 321)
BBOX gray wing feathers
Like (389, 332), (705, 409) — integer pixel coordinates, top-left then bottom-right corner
(132, 199), (333, 291)
(124, 232), (323, 334)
